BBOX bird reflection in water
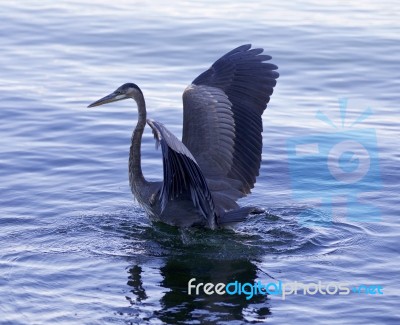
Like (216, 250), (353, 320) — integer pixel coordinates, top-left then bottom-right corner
(125, 253), (271, 323)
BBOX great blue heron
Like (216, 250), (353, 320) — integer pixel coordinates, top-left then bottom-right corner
(88, 44), (279, 229)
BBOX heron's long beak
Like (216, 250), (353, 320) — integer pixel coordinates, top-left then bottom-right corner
(87, 92), (127, 108)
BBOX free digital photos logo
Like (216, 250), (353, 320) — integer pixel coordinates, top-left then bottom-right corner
(287, 98), (381, 225)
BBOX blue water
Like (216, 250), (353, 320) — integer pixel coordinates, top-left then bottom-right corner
(1, 1), (399, 324)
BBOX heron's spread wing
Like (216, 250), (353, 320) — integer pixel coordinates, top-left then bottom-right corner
(182, 44), (279, 207)
(182, 85), (235, 179)
(147, 119), (216, 228)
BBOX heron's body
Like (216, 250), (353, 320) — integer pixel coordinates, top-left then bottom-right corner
(88, 44), (279, 229)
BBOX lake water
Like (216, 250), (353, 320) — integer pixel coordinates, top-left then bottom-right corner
(1, 1), (399, 324)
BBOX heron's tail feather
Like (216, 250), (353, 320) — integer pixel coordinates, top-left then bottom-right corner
(218, 206), (264, 225)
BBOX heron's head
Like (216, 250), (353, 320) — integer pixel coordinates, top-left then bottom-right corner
(87, 83), (142, 108)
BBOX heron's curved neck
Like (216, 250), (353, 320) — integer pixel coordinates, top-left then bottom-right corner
(129, 93), (147, 190)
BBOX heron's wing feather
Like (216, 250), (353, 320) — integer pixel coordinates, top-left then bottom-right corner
(182, 85), (244, 210)
(147, 119), (216, 228)
(182, 85), (235, 179)
(182, 44), (279, 201)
